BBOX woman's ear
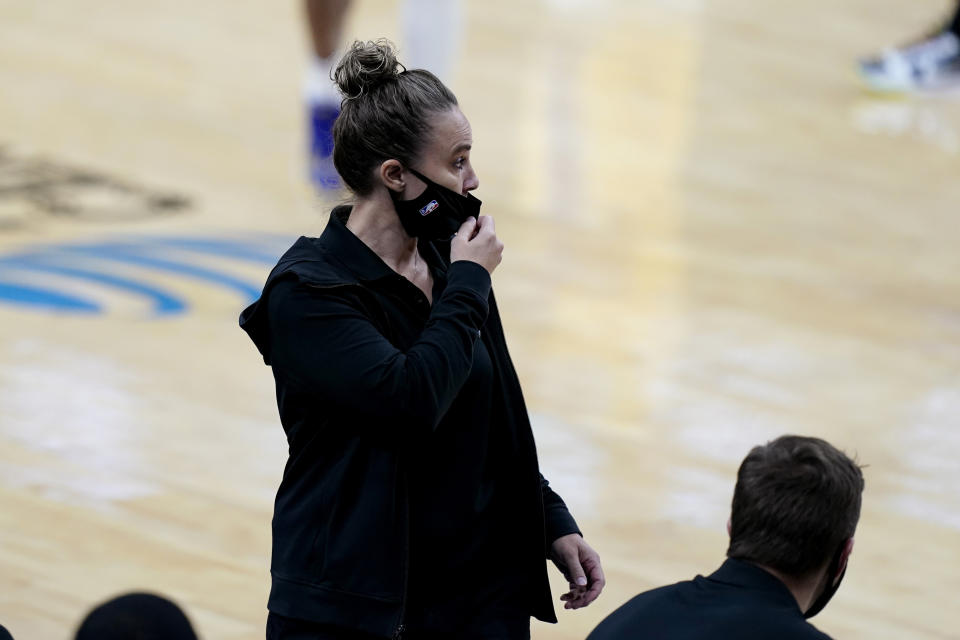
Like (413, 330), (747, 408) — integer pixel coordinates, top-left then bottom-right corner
(379, 159), (405, 194)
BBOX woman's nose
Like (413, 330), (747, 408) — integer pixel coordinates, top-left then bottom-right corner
(463, 168), (479, 194)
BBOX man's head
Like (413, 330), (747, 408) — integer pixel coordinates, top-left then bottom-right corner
(74, 592), (198, 640)
(727, 435), (864, 613)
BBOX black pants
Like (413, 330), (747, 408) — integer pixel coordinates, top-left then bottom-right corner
(266, 612), (531, 640)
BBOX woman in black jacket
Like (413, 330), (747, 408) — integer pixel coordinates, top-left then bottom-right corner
(241, 39), (604, 640)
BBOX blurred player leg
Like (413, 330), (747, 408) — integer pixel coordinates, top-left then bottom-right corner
(401, 0), (464, 83)
(303, 0), (461, 192)
(304, 0), (351, 191)
(858, 2), (960, 92)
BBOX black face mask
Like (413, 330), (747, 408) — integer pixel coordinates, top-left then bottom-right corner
(390, 168), (482, 241)
(804, 544), (847, 619)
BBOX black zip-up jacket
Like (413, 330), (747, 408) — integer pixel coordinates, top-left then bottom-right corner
(239, 208), (580, 637)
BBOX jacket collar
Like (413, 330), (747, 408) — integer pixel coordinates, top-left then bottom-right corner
(318, 205), (449, 283)
(708, 558), (802, 613)
(316, 205), (396, 283)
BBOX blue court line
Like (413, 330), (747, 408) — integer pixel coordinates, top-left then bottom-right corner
(53, 245), (263, 301)
(0, 280), (100, 313)
(142, 233), (294, 248)
(229, 232), (299, 244)
(120, 238), (285, 264)
(0, 260), (187, 314)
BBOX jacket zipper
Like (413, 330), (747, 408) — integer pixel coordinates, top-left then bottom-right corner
(393, 460), (409, 639)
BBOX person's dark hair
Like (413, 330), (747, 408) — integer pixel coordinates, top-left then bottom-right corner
(74, 592), (199, 640)
(727, 435), (864, 577)
(331, 39), (458, 195)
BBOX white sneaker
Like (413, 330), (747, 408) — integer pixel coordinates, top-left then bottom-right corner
(859, 31), (960, 93)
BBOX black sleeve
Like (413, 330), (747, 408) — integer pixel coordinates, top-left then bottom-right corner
(267, 260), (491, 432)
(541, 472), (582, 550)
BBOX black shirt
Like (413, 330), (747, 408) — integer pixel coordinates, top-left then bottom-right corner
(240, 207), (580, 637)
(587, 559), (834, 640)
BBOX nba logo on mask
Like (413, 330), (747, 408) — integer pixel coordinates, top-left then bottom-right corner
(419, 200), (440, 216)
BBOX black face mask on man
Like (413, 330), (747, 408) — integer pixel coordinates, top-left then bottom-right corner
(804, 544), (847, 619)
(390, 168), (481, 241)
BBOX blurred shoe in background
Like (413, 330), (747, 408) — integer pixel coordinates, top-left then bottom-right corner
(859, 29), (960, 93)
(307, 100), (342, 191)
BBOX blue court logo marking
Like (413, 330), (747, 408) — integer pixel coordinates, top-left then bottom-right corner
(0, 234), (294, 316)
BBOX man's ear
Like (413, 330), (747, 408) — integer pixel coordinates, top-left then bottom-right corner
(379, 159), (405, 194)
(835, 537), (855, 582)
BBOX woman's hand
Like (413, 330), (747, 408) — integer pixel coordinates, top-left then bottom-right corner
(450, 216), (503, 275)
(550, 533), (605, 610)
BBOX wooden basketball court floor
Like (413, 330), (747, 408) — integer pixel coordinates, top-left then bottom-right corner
(1, 0), (958, 637)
